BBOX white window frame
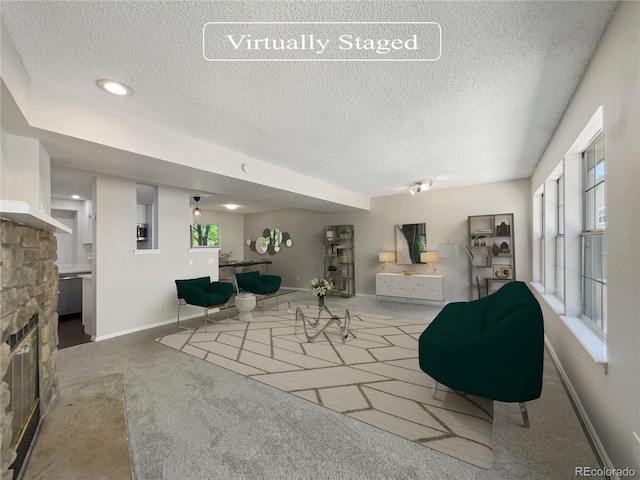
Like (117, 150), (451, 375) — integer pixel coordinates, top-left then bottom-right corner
(555, 176), (564, 300)
(581, 132), (606, 333)
(540, 192), (545, 285)
(532, 186), (545, 286)
(530, 106), (606, 369)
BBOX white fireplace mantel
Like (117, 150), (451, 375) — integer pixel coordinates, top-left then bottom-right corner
(0, 199), (72, 234)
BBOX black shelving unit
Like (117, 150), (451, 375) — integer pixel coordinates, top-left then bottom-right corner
(467, 213), (516, 300)
(323, 225), (355, 297)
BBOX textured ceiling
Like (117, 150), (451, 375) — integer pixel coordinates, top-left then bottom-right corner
(1, 1), (617, 199)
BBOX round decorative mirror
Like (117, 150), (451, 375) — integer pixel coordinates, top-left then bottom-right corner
(269, 228), (282, 246)
(256, 236), (269, 254)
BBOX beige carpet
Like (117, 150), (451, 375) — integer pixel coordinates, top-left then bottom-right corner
(156, 303), (494, 468)
(23, 374), (133, 480)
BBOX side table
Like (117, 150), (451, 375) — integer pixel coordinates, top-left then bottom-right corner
(235, 293), (256, 322)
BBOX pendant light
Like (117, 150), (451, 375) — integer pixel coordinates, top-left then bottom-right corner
(193, 196), (202, 218)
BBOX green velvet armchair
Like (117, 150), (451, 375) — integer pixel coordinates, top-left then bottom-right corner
(418, 281), (544, 427)
(175, 276), (234, 330)
(235, 271), (282, 310)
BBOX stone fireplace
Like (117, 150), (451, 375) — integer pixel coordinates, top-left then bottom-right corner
(1, 219), (59, 480)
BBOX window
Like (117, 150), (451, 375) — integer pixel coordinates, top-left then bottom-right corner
(540, 192), (545, 284)
(532, 189), (545, 285)
(136, 183), (158, 250)
(555, 176), (564, 299)
(581, 133), (606, 331)
(530, 107), (606, 365)
(191, 223), (220, 248)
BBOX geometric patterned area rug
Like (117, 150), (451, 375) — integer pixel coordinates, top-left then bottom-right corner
(156, 303), (494, 468)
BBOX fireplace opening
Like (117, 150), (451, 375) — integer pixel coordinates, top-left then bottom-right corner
(4, 314), (40, 480)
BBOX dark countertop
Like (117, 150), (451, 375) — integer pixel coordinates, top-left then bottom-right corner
(58, 263), (92, 275)
(219, 260), (272, 267)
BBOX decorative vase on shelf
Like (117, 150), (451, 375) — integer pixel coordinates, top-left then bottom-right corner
(497, 222), (510, 236)
(492, 242), (500, 256)
(317, 295), (325, 308)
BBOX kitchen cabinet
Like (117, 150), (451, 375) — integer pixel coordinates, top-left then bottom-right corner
(137, 204), (147, 224)
(82, 199), (93, 244)
(57, 275), (83, 316)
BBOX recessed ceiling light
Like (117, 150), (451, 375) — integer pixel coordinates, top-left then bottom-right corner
(71, 195), (80, 200)
(225, 204), (239, 210)
(96, 79), (132, 96)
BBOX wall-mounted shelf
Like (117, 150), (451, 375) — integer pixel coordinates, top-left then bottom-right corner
(0, 199), (72, 233)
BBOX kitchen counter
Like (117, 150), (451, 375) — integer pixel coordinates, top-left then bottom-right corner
(219, 260), (272, 285)
(58, 263), (92, 275)
(219, 260), (272, 267)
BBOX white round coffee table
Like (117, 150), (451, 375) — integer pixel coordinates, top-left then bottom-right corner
(235, 293), (256, 322)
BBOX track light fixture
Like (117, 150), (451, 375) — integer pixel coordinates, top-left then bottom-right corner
(409, 179), (434, 195)
(193, 196), (202, 217)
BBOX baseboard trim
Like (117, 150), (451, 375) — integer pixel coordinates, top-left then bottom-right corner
(356, 293), (377, 298)
(94, 293), (304, 342)
(94, 312), (203, 342)
(544, 336), (618, 479)
(91, 289), (367, 342)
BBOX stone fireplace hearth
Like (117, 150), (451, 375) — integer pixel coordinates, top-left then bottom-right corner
(1, 219), (59, 480)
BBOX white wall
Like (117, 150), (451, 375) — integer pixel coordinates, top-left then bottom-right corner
(94, 175), (223, 338)
(243, 208), (327, 289)
(38, 143), (51, 214)
(51, 208), (77, 265)
(1, 132), (46, 209)
(51, 198), (92, 270)
(243, 178), (531, 302)
(0, 127), (7, 200)
(530, 2), (639, 473)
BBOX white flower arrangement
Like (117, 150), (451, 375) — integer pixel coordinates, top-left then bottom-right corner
(309, 277), (334, 297)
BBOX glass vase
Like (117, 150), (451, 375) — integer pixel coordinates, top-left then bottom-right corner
(317, 295), (325, 308)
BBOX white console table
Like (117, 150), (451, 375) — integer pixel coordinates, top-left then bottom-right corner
(375, 273), (445, 306)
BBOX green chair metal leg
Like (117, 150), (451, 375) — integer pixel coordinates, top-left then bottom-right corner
(177, 302), (191, 330)
(519, 402), (530, 428)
